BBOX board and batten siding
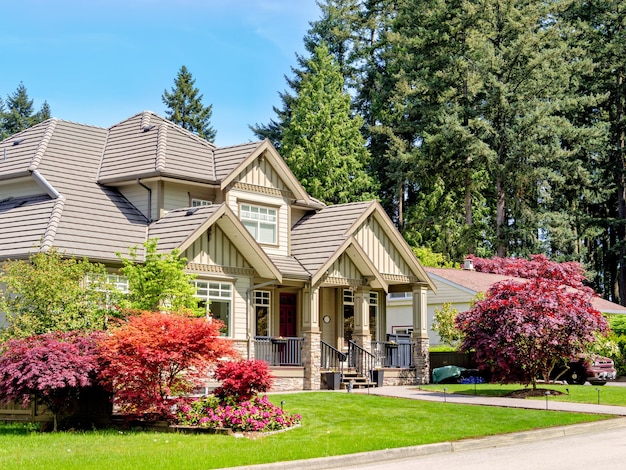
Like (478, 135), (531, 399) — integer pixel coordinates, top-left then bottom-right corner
(236, 157), (290, 192)
(328, 253), (361, 283)
(184, 225), (251, 269)
(226, 188), (289, 257)
(232, 276), (250, 340)
(354, 217), (412, 277)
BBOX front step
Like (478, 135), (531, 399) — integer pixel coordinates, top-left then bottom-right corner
(341, 370), (376, 389)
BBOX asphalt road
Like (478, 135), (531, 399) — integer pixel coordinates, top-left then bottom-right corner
(341, 423), (626, 469)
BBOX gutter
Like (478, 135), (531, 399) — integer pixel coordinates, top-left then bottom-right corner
(137, 178), (152, 223)
(31, 170), (61, 199)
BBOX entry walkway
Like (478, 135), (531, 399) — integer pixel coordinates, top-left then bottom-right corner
(356, 385), (626, 416)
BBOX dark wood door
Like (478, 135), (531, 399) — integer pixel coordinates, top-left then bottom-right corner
(279, 293), (297, 337)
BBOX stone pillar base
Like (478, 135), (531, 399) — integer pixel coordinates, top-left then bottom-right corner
(411, 334), (430, 384)
(351, 332), (372, 354)
(303, 331), (321, 390)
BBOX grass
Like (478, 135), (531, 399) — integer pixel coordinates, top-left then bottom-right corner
(0, 392), (612, 470)
(420, 383), (626, 406)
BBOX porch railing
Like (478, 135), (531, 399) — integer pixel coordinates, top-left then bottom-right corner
(348, 340), (375, 378)
(321, 341), (347, 375)
(372, 341), (412, 368)
(254, 336), (303, 366)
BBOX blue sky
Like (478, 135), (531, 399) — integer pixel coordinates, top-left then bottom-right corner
(0, 0), (319, 146)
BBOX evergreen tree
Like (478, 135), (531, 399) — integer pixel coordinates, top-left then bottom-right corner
(0, 83), (51, 139)
(162, 65), (216, 141)
(251, 0), (366, 149)
(281, 43), (378, 205)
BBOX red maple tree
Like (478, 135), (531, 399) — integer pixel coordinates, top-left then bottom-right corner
(98, 310), (236, 420)
(456, 278), (608, 388)
(0, 331), (103, 431)
(213, 359), (274, 403)
(466, 254), (587, 287)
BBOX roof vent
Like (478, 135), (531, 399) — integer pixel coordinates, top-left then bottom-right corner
(13, 138), (24, 145)
(186, 207), (200, 216)
(463, 258), (474, 271)
(142, 125), (155, 132)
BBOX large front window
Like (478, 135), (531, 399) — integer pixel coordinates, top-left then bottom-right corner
(240, 204), (277, 244)
(194, 280), (232, 336)
(343, 290), (354, 347)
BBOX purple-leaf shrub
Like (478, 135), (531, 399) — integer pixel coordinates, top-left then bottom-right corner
(0, 331), (104, 430)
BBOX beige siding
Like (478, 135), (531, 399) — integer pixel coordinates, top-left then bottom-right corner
(355, 217), (411, 277)
(328, 253), (361, 282)
(119, 183), (152, 220)
(0, 179), (43, 199)
(236, 157), (290, 192)
(233, 277), (250, 340)
(184, 225), (251, 269)
(163, 181), (192, 212)
(226, 188), (289, 257)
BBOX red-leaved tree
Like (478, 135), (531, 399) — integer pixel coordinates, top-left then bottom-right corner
(466, 254), (586, 288)
(98, 310), (236, 420)
(456, 278), (608, 388)
(213, 359), (273, 403)
(0, 331), (103, 431)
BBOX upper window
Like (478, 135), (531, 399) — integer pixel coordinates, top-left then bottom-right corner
(191, 199), (212, 207)
(240, 204), (277, 244)
(194, 280), (232, 337)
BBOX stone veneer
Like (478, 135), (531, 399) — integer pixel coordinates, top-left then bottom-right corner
(411, 335), (430, 384)
(302, 331), (321, 390)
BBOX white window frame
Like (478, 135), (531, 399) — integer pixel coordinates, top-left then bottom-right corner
(191, 198), (212, 207)
(240, 203), (278, 245)
(194, 280), (233, 337)
(253, 290), (271, 337)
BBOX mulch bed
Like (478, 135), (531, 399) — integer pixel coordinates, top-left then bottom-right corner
(506, 388), (565, 399)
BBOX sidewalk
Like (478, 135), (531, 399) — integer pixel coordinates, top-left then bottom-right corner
(228, 386), (626, 469)
(355, 385), (626, 416)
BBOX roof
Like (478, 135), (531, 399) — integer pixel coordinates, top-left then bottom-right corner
(424, 267), (626, 315)
(291, 201), (373, 276)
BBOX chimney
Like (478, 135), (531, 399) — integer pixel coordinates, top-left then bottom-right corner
(463, 258), (474, 271)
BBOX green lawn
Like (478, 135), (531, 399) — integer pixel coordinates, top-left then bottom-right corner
(0, 392), (612, 470)
(420, 383), (626, 406)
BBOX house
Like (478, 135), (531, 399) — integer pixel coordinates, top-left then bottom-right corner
(0, 111), (436, 390)
(387, 264), (626, 347)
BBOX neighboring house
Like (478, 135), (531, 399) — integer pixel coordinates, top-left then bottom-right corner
(387, 264), (626, 347)
(0, 111), (436, 390)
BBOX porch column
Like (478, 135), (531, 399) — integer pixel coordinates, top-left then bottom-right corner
(352, 286), (371, 353)
(410, 283), (430, 384)
(301, 285), (321, 390)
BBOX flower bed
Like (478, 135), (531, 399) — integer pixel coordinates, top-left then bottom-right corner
(176, 395), (301, 433)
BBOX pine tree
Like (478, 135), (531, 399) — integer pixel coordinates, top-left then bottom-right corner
(0, 83), (51, 139)
(281, 43), (378, 205)
(162, 65), (216, 141)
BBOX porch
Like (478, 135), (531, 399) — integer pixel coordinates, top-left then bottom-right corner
(254, 335), (414, 390)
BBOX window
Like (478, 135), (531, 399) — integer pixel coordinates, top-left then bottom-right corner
(194, 280), (232, 336)
(240, 203), (277, 244)
(369, 292), (378, 339)
(343, 290), (354, 347)
(191, 198), (212, 207)
(254, 291), (270, 336)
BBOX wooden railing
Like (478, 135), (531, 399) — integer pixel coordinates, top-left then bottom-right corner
(321, 341), (347, 374)
(348, 340), (375, 377)
(254, 336), (303, 366)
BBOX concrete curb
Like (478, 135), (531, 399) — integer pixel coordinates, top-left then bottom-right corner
(225, 417), (626, 469)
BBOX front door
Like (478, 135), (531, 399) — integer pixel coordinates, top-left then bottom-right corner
(279, 293), (297, 337)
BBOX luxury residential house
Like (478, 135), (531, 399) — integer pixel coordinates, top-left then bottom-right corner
(0, 111), (435, 390)
(387, 263), (626, 347)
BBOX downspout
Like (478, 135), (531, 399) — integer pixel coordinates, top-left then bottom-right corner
(137, 178), (152, 222)
(246, 280), (279, 360)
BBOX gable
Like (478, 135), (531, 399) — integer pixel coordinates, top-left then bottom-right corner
(184, 225), (253, 275)
(233, 154), (293, 198)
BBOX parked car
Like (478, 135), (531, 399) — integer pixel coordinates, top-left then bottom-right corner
(552, 355), (617, 386)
